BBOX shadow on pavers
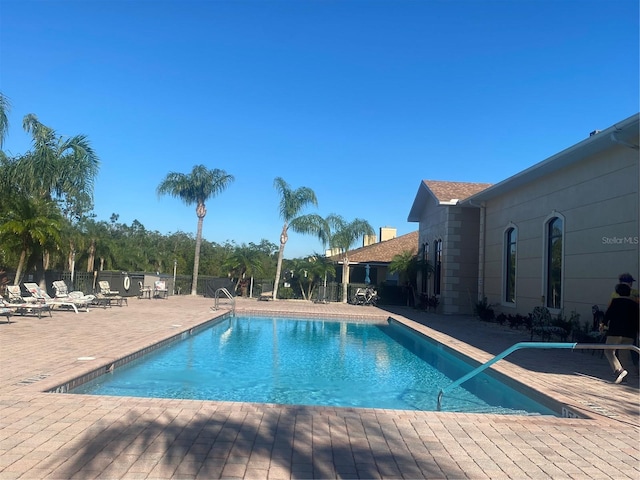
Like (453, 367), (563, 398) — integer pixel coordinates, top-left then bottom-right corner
(45, 405), (457, 479)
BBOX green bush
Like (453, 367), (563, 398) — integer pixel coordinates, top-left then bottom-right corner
(277, 287), (295, 299)
(474, 297), (495, 321)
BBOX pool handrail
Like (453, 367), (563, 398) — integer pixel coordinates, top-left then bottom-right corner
(437, 342), (640, 410)
(213, 288), (235, 316)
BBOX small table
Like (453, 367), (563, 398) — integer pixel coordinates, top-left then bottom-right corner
(139, 287), (152, 299)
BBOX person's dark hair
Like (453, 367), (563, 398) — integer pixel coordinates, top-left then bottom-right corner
(615, 283), (631, 297)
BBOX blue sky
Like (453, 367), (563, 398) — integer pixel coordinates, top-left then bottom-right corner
(1, 0), (638, 262)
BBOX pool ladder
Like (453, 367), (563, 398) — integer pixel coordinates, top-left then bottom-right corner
(213, 288), (235, 316)
(437, 342), (640, 411)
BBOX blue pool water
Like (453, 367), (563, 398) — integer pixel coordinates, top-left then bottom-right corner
(71, 316), (558, 415)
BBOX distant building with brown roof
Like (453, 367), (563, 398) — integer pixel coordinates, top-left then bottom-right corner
(330, 230), (419, 286)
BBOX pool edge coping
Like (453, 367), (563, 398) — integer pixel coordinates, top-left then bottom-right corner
(41, 310), (589, 419)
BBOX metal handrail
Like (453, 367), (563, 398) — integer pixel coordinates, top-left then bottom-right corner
(437, 342), (640, 410)
(213, 288), (235, 316)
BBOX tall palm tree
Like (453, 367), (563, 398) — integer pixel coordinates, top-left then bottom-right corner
(157, 165), (234, 295)
(15, 114), (100, 220)
(326, 214), (374, 303)
(272, 177), (328, 300)
(0, 92), (10, 149)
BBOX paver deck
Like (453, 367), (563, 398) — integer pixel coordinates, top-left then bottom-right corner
(0, 296), (638, 479)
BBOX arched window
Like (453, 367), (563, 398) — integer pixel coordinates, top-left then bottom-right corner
(545, 216), (563, 309)
(504, 227), (517, 303)
(433, 239), (442, 295)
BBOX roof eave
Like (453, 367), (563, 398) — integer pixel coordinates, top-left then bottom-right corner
(407, 181), (439, 222)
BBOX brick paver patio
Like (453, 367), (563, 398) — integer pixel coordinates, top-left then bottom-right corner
(0, 296), (638, 479)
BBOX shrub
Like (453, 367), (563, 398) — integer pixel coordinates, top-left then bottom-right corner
(426, 295), (439, 312)
(277, 287), (295, 299)
(474, 297), (495, 321)
(508, 314), (527, 329)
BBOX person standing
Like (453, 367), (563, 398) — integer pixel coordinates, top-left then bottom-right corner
(604, 283), (640, 384)
(609, 273), (639, 304)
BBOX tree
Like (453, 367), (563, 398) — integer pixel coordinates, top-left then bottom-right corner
(79, 218), (114, 272)
(326, 215), (374, 303)
(224, 244), (265, 296)
(0, 92), (10, 150)
(289, 255), (336, 301)
(157, 165), (234, 295)
(272, 177), (328, 300)
(14, 114), (100, 220)
(0, 196), (63, 285)
(389, 250), (432, 307)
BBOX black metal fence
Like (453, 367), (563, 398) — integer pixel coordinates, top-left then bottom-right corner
(2, 268), (406, 305)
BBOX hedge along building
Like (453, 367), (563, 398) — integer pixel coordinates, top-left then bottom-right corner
(408, 113), (639, 322)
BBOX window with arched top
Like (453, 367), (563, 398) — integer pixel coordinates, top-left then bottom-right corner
(545, 216), (563, 309)
(504, 227), (517, 303)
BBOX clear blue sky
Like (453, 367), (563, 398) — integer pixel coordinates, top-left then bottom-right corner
(2, 0), (638, 261)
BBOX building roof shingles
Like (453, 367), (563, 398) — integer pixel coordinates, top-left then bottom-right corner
(424, 180), (492, 203)
(331, 231), (419, 264)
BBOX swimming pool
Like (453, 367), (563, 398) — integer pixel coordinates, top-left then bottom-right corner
(70, 316), (558, 415)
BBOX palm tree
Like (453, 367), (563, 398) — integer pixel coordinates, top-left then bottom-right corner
(389, 250), (432, 306)
(0, 196), (63, 285)
(326, 214), (374, 303)
(0, 92), (10, 149)
(79, 218), (114, 272)
(272, 177), (328, 300)
(224, 244), (265, 296)
(157, 165), (234, 295)
(15, 114), (100, 220)
(307, 253), (336, 301)
(289, 255), (336, 301)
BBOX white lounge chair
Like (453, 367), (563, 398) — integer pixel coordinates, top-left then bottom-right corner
(98, 281), (127, 306)
(52, 280), (96, 306)
(5, 286), (52, 318)
(25, 282), (91, 313)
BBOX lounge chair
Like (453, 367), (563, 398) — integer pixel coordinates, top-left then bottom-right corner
(25, 282), (91, 313)
(153, 280), (168, 299)
(5, 286), (52, 318)
(7, 285), (36, 304)
(0, 299), (14, 323)
(52, 281), (95, 302)
(258, 283), (273, 301)
(98, 280), (127, 306)
(51, 280), (96, 306)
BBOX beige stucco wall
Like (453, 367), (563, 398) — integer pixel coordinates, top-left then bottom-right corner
(418, 200), (481, 315)
(481, 142), (639, 324)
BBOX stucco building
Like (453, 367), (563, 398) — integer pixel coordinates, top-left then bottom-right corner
(408, 113), (639, 323)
